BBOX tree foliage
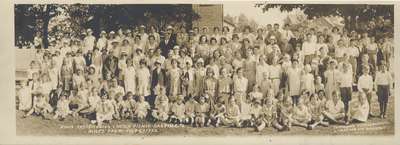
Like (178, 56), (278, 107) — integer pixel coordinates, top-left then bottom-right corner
(255, 4), (394, 31)
(15, 4), (200, 48)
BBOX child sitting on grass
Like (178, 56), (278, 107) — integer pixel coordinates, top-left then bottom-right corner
(194, 96), (210, 127)
(223, 97), (241, 127)
(53, 94), (71, 121)
(134, 96), (151, 123)
(24, 93), (53, 119)
(184, 96), (197, 125)
(152, 91), (170, 122)
(209, 97), (226, 127)
(94, 91), (114, 126)
(170, 96), (186, 124)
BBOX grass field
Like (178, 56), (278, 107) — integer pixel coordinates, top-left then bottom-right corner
(16, 93), (395, 136)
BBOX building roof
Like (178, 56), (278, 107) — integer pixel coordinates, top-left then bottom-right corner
(223, 19), (236, 27)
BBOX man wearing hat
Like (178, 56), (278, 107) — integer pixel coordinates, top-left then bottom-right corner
(159, 25), (177, 57)
(96, 30), (108, 50)
(138, 25), (148, 44)
(83, 28), (96, 55)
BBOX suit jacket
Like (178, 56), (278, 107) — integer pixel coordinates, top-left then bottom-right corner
(151, 68), (167, 89)
(102, 55), (119, 80)
(159, 34), (177, 57)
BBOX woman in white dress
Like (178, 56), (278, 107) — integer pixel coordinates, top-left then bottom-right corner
(124, 59), (136, 95)
(136, 59), (151, 97)
(167, 59), (181, 100)
(350, 92), (370, 123)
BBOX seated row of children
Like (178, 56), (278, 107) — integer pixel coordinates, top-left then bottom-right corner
(19, 81), (370, 131)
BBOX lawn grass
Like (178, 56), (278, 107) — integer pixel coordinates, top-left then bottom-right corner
(16, 94), (394, 136)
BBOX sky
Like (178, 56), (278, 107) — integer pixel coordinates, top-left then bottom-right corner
(223, 3), (303, 27)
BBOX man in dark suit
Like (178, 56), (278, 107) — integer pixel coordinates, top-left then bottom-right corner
(149, 59), (167, 107)
(159, 26), (176, 57)
(288, 30), (303, 55)
(102, 50), (119, 80)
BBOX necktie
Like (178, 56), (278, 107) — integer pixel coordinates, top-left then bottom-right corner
(102, 102), (106, 113)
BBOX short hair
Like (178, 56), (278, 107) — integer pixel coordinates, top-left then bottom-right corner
(135, 35), (141, 40)
(148, 35), (155, 40)
(232, 34), (239, 40)
(139, 59), (147, 65)
(210, 37), (217, 43)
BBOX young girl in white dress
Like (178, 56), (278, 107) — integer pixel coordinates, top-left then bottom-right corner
(124, 59), (136, 94)
(17, 80), (32, 111)
(53, 94), (71, 121)
(136, 59), (151, 97)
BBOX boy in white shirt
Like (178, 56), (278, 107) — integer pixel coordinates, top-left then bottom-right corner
(357, 66), (374, 117)
(338, 63), (353, 122)
(375, 63), (392, 118)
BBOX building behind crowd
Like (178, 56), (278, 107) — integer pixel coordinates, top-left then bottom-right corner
(192, 4), (224, 29)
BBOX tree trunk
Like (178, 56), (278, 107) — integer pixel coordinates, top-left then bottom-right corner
(42, 16), (50, 48)
(92, 9), (101, 38)
(42, 5), (51, 49)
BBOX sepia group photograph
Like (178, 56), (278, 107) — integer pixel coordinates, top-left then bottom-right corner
(1, 0), (399, 145)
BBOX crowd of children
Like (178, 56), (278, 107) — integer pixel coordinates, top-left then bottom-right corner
(16, 20), (394, 132)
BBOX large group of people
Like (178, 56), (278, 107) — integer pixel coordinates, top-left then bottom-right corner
(16, 18), (394, 132)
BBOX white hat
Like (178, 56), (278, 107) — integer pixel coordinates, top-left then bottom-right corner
(155, 58), (163, 64)
(270, 35), (276, 40)
(109, 31), (115, 34)
(166, 25), (173, 30)
(140, 25), (145, 28)
(87, 28), (93, 32)
(173, 45), (180, 50)
(100, 31), (106, 34)
(197, 58), (204, 63)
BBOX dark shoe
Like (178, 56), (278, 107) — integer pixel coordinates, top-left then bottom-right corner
(307, 125), (313, 130)
(368, 114), (374, 118)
